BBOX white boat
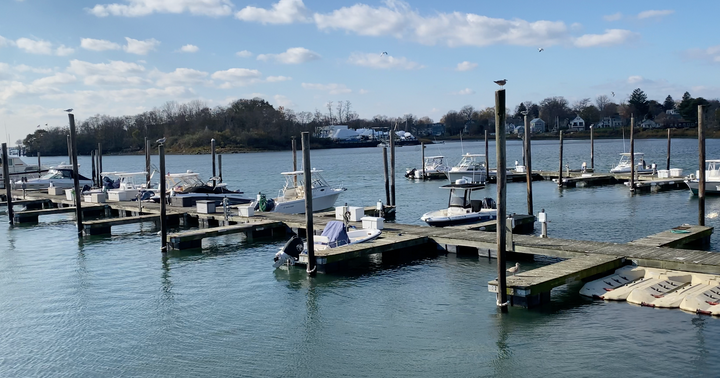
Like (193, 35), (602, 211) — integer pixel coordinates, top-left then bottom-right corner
(260, 169), (345, 214)
(650, 275), (720, 309)
(446, 153), (487, 184)
(626, 272), (692, 306)
(420, 179), (496, 227)
(685, 160), (720, 195)
(679, 278), (720, 315)
(273, 220), (382, 268)
(101, 171), (150, 201)
(18, 166), (92, 190)
(405, 156), (449, 180)
(160, 170), (252, 206)
(609, 153), (654, 174)
(579, 265), (646, 298)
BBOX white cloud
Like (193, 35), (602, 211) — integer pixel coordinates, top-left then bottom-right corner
(685, 45), (720, 64)
(347, 52), (422, 70)
(32, 73), (77, 87)
(603, 13), (622, 21)
(0, 35), (11, 47)
(627, 75), (644, 84)
(455, 61), (477, 72)
(573, 29), (638, 47)
(257, 47), (320, 64)
(14, 64), (54, 74)
(81, 38), (121, 51)
(16, 38), (53, 55)
(211, 68), (262, 88)
(358, 89), (369, 95)
(236, 50), (253, 57)
(88, 0), (233, 17)
(154, 68), (209, 86)
(67, 59), (146, 76)
(179, 44), (199, 53)
(84, 75), (149, 86)
(301, 82), (351, 95)
(637, 10), (674, 20)
(266, 76), (291, 82)
(452, 88), (475, 95)
(273, 94), (295, 108)
(236, 0), (309, 24)
(55, 45), (75, 56)
(123, 37), (160, 55)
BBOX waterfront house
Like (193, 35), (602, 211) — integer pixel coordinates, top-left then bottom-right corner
(640, 119), (660, 129)
(569, 116), (585, 131)
(596, 116), (623, 128)
(530, 118), (546, 133)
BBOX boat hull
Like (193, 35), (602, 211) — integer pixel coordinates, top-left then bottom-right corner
(421, 209), (497, 227)
(686, 180), (720, 195)
(273, 190), (342, 214)
(20, 178), (93, 190)
(446, 171), (486, 184)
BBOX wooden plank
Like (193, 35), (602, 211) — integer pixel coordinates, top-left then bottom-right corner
(15, 205), (106, 217)
(84, 214), (160, 227)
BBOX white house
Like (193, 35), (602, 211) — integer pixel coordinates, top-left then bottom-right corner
(640, 119), (659, 129)
(569, 115), (585, 131)
(506, 122), (517, 134)
(596, 116), (623, 128)
(529, 118), (546, 133)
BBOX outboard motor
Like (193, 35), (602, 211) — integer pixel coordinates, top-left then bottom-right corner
(273, 236), (304, 268)
(482, 197), (497, 209)
(405, 168), (416, 178)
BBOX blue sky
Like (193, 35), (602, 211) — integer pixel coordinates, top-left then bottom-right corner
(0, 0), (718, 144)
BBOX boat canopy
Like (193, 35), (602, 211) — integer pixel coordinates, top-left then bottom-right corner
(619, 152), (645, 157)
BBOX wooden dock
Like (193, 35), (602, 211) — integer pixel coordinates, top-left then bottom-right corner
(14, 205), (107, 223)
(538, 170), (689, 192)
(83, 214), (161, 236)
(556, 174), (616, 188)
(629, 224), (712, 249)
(167, 221), (285, 250)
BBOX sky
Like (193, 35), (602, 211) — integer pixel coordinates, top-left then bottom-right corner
(1, 0), (719, 144)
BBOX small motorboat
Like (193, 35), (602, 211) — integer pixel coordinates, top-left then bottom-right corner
(100, 171), (151, 201)
(446, 153), (487, 184)
(155, 170), (252, 206)
(273, 220), (382, 268)
(17, 166), (92, 190)
(257, 169), (345, 214)
(685, 159), (720, 195)
(420, 179), (496, 227)
(405, 156), (449, 180)
(609, 152), (654, 174)
(679, 278), (720, 315)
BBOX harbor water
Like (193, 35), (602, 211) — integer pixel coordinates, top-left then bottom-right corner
(2, 138), (720, 377)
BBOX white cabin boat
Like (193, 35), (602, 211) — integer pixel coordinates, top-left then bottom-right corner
(446, 153), (487, 184)
(420, 179), (496, 227)
(101, 171), (149, 201)
(261, 169), (345, 214)
(610, 153), (654, 174)
(685, 160), (720, 195)
(161, 170), (252, 206)
(18, 167), (92, 190)
(405, 156), (449, 180)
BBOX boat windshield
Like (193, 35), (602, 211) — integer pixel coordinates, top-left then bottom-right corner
(40, 170), (69, 179)
(456, 155), (484, 169)
(448, 188), (469, 208)
(425, 156), (445, 167)
(284, 171), (330, 189)
(167, 174), (204, 190)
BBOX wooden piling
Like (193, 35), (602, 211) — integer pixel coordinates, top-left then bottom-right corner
(699, 105), (706, 226)
(495, 89), (508, 313)
(91, 150), (96, 187)
(211, 138), (216, 188)
(558, 131), (563, 187)
(2, 143), (13, 224)
(159, 143), (167, 253)
(292, 136), (297, 187)
(218, 155), (223, 183)
(68, 114), (83, 236)
(37, 152), (41, 176)
(301, 132), (316, 275)
(421, 142), (425, 179)
(666, 129), (671, 171)
(97, 143), (103, 179)
(383, 147), (390, 206)
(484, 130), (489, 178)
(390, 128), (396, 206)
(630, 115), (635, 192)
(66, 135), (72, 165)
(590, 126), (594, 170)
(145, 138), (151, 187)
(523, 114), (533, 216)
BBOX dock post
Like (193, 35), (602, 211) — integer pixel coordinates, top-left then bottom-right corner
(211, 138), (216, 188)
(97, 143), (103, 180)
(2, 143), (13, 224)
(421, 142), (425, 179)
(383, 147), (390, 206)
(301, 131), (316, 275)
(37, 152), (41, 176)
(292, 136), (297, 187)
(494, 89), (508, 313)
(666, 129), (671, 171)
(390, 128), (396, 206)
(66, 135), (72, 166)
(630, 115), (635, 192)
(69, 113), (83, 236)
(159, 142), (167, 253)
(91, 150), (96, 187)
(218, 155), (222, 184)
(539, 209), (547, 238)
(523, 113), (533, 215)
(699, 105), (706, 226)
(590, 126), (594, 170)
(484, 130), (489, 181)
(145, 138), (151, 188)
(558, 131), (563, 187)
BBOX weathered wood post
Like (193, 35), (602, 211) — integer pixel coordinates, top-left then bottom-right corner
(383, 147), (390, 206)
(37, 152), (41, 176)
(145, 138), (151, 187)
(558, 131), (563, 187)
(159, 142), (167, 253)
(666, 129), (671, 171)
(699, 105), (706, 226)
(421, 142), (425, 179)
(301, 131), (316, 275)
(523, 113), (533, 216)
(2, 143), (13, 224)
(484, 130), (489, 181)
(97, 143), (103, 180)
(66, 135), (72, 165)
(495, 88), (508, 313)
(292, 136), (297, 187)
(69, 113), (83, 236)
(590, 125), (594, 170)
(91, 150), (96, 187)
(211, 138), (216, 188)
(218, 155), (222, 184)
(390, 129), (396, 206)
(630, 115), (635, 192)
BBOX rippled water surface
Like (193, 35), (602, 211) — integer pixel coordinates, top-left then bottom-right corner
(2, 138), (720, 377)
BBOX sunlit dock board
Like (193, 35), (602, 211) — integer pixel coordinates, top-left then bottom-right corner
(629, 224), (712, 248)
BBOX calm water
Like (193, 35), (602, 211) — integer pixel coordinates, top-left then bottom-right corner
(2, 138), (720, 377)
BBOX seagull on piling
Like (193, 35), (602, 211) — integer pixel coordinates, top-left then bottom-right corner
(507, 262), (520, 276)
(156, 137), (166, 145)
(64, 108), (73, 113)
(494, 79), (507, 88)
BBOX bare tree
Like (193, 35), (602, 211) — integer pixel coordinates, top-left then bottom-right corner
(595, 95), (611, 112)
(459, 105), (475, 121)
(297, 111), (312, 125)
(326, 101), (334, 125)
(336, 101), (344, 124)
(571, 98), (591, 114)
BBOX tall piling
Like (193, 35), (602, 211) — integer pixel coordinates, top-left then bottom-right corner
(91, 150), (97, 187)
(390, 129), (396, 206)
(97, 143), (103, 179)
(2, 143), (13, 224)
(495, 89), (508, 313)
(523, 114), (533, 216)
(69, 113), (83, 236)
(699, 105), (706, 226)
(630, 115), (635, 192)
(145, 138), (151, 187)
(218, 155), (223, 183)
(292, 136), (297, 187)
(558, 131), (564, 187)
(666, 129), (671, 171)
(37, 152), (41, 176)
(484, 130), (489, 179)
(66, 135), (72, 165)
(383, 147), (390, 206)
(590, 126), (594, 170)
(211, 138), (216, 188)
(301, 132), (316, 275)
(421, 142), (426, 179)
(159, 142), (167, 253)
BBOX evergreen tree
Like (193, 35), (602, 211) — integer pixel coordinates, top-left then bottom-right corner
(628, 88), (649, 118)
(663, 95), (675, 111)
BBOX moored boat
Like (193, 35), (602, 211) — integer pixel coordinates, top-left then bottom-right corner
(446, 153), (487, 184)
(420, 179), (496, 227)
(685, 159), (720, 195)
(610, 152), (654, 174)
(258, 169), (345, 214)
(405, 156), (449, 180)
(17, 166), (92, 190)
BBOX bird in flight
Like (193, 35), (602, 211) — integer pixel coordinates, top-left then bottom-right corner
(36, 125), (40, 128)
(611, 91), (615, 97)
(494, 79), (507, 87)
(64, 108), (73, 112)
(156, 137), (166, 145)
(538, 48), (544, 52)
(380, 51), (388, 56)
